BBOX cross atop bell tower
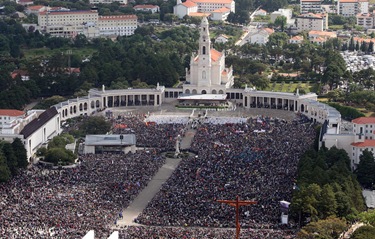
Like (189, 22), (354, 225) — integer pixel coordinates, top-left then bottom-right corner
(199, 17), (211, 59)
(198, 17), (211, 88)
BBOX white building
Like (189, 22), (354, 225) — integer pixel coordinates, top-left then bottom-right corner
(174, 0), (198, 19)
(309, 30), (337, 40)
(173, 0), (235, 20)
(84, 134), (136, 154)
(288, 35), (304, 44)
(300, 0), (323, 13)
(254, 9), (267, 16)
(356, 12), (374, 29)
(0, 110), (26, 131)
(211, 7), (231, 21)
(89, 0), (127, 4)
(38, 10), (99, 32)
(215, 34), (230, 43)
(296, 13), (325, 32)
(98, 15), (138, 37)
(133, 5), (160, 13)
(38, 10), (137, 38)
(25, 5), (49, 15)
(248, 28), (274, 45)
(337, 0), (368, 17)
(270, 8), (292, 23)
(323, 117), (375, 169)
(183, 17), (234, 94)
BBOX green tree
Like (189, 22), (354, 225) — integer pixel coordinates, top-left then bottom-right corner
(319, 184), (337, 218)
(48, 134), (74, 149)
(44, 148), (75, 165)
(80, 116), (111, 135)
(274, 16), (287, 31)
(351, 225), (375, 239)
(297, 217), (347, 239)
(0, 141), (18, 175)
(0, 154), (11, 182)
(12, 138), (28, 169)
(355, 149), (375, 189)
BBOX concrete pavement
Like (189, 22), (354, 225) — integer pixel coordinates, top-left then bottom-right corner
(116, 128), (196, 227)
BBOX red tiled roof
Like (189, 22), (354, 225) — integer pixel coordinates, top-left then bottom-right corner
(211, 49), (222, 61)
(27, 5), (45, 10)
(212, 7), (230, 13)
(188, 12), (210, 17)
(339, 0), (360, 2)
(351, 140), (375, 147)
(352, 117), (375, 124)
(0, 109), (25, 117)
(290, 36), (304, 41)
(194, 49), (222, 62)
(182, 1), (197, 8)
(11, 70), (29, 79)
(39, 10), (95, 15)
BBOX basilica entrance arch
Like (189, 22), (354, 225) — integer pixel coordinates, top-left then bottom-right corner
(185, 89), (190, 94)
(192, 89), (197, 94)
(201, 90), (207, 94)
(212, 89), (217, 94)
(219, 90), (224, 94)
(301, 104), (305, 112)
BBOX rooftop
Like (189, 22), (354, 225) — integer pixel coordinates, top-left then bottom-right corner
(351, 140), (375, 147)
(0, 109), (25, 117)
(20, 107), (58, 139)
(352, 117), (375, 124)
(178, 94), (227, 100)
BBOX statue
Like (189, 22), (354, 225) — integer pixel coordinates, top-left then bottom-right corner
(175, 134), (181, 158)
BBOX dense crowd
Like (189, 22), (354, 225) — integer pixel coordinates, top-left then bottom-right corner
(0, 151), (165, 238)
(136, 115), (315, 231)
(120, 226), (297, 239)
(112, 113), (185, 150)
(0, 111), (316, 238)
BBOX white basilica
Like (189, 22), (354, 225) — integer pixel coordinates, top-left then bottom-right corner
(183, 17), (234, 95)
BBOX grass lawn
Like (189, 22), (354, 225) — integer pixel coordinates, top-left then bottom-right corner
(265, 82), (315, 93)
(23, 47), (97, 60)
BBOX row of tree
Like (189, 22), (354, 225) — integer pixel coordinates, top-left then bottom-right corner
(37, 133), (76, 165)
(291, 147), (366, 225)
(0, 138), (28, 182)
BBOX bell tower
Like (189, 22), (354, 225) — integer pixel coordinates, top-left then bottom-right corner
(197, 17), (211, 89)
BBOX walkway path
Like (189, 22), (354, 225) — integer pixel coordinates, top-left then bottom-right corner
(116, 128), (196, 227)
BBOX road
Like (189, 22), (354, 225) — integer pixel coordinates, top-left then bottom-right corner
(235, 6), (261, 46)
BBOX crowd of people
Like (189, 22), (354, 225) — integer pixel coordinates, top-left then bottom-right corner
(112, 113), (185, 151)
(135, 115), (315, 231)
(120, 226), (296, 238)
(0, 151), (165, 238)
(0, 111), (316, 238)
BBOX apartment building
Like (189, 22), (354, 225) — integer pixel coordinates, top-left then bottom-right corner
(300, 0), (323, 13)
(89, 0), (127, 4)
(38, 10), (137, 38)
(173, 0), (234, 20)
(357, 12), (374, 29)
(98, 15), (138, 37)
(337, 0), (368, 17)
(133, 5), (160, 13)
(296, 12), (328, 32)
(38, 10), (99, 30)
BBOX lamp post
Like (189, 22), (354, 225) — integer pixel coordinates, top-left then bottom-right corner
(120, 134), (123, 153)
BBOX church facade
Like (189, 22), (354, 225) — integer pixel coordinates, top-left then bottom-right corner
(183, 17), (234, 95)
